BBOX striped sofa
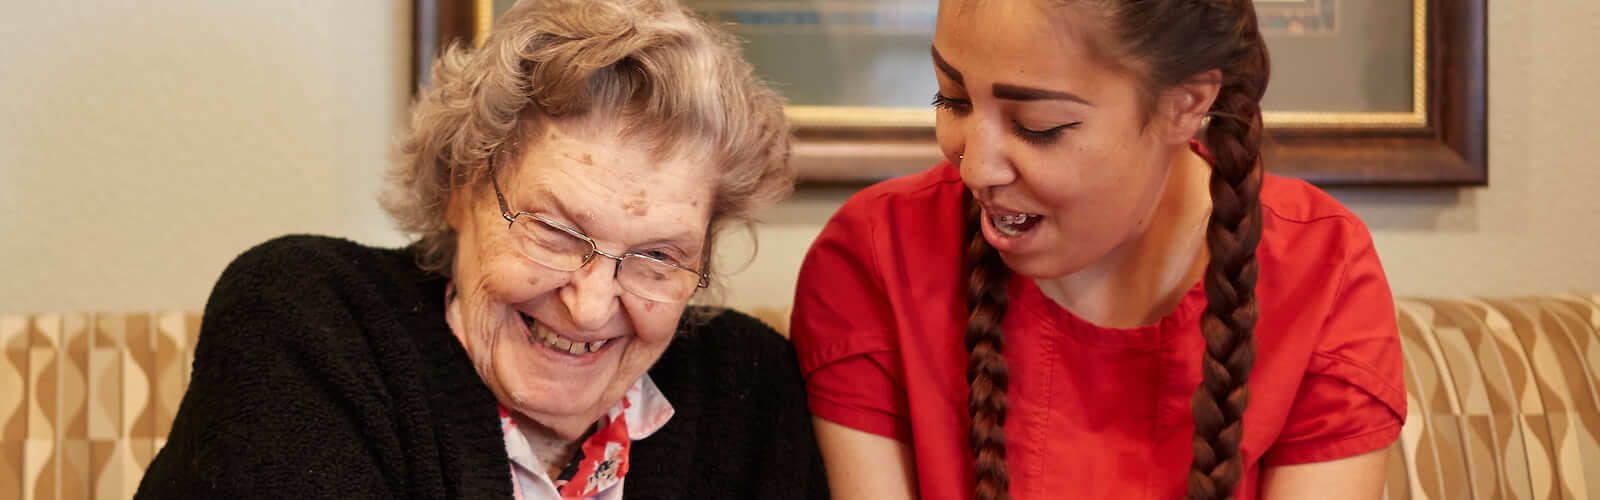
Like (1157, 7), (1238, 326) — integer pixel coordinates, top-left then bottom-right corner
(5, 295), (1600, 499)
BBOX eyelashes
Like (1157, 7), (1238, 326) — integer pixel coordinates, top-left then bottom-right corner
(931, 93), (971, 114)
(934, 92), (1082, 146)
(1013, 122), (1081, 145)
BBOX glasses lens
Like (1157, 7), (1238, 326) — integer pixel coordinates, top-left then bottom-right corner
(617, 257), (700, 303)
(512, 217), (591, 271)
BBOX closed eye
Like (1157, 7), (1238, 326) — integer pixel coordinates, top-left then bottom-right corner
(1014, 121), (1082, 145)
(932, 93), (972, 115)
(633, 249), (679, 264)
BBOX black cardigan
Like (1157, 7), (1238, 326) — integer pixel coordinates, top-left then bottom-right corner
(136, 235), (828, 499)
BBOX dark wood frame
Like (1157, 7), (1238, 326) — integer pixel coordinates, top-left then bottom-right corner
(1263, 0), (1488, 186)
(413, 0), (1486, 186)
(412, 0), (479, 91)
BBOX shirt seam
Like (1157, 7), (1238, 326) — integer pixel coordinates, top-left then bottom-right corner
(1309, 351), (1407, 417)
(1028, 327), (1057, 498)
(1260, 194), (1358, 226)
(1148, 332), (1170, 500)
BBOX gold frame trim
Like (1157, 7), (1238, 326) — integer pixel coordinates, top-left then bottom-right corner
(786, 106), (933, 128)
(473, 0), (1428, 130)
(474, 0), (494, 48)
(1265, 0), (1427, 128)
(789, 0), (1428, 129)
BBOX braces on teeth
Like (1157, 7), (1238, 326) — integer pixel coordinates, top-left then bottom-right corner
(992, 213), (1040, 237)
(999, 214), (1030, 224)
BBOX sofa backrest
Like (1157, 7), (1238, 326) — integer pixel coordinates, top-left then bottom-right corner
(4, 294), (1599, 499)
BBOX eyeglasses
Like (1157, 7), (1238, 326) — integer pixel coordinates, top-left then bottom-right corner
(490, 173), (709, 303)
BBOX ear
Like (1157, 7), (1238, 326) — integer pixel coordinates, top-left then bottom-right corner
(444, 187), (474, 231)
(1156, 69), (1223, 145)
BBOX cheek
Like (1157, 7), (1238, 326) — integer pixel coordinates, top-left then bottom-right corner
(1027, 147), (1142, 228)
(623, 297), (685, 343)
(934, 115), (963, 159)
(471, 244), (562, 304)
(1020, 145), (1094, 211)
(1076, 153), (1165, 233)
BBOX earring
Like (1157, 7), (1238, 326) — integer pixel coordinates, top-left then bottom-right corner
(959, 154), (965, 160)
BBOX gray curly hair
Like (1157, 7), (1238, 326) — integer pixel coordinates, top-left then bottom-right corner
(383, 0), (793, 293)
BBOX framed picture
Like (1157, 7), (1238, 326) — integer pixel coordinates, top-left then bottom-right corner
(414, 0), (1485, 186)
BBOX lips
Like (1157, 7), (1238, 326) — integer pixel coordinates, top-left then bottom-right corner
(520, 313), (611, 355)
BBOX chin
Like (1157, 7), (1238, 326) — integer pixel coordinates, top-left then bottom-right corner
(496, 353), (614, 416)
(996, 247), (1088, 281)
(506, 379), (612, 435)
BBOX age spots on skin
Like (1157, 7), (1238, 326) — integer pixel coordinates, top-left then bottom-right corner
(562, 151), (595, 166)
(623, 198), (649, 217)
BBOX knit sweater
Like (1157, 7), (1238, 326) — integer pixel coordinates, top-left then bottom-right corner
(135, 235), (829, 499)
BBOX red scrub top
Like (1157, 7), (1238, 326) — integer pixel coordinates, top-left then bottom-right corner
(791, 148), (1405, 500)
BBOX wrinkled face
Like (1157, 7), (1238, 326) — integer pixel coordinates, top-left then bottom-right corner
(934, 0), (1185, 279)
(446, 117), (715, 439)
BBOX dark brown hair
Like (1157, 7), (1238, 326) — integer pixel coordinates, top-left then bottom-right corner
(960, 1), (1269, 499)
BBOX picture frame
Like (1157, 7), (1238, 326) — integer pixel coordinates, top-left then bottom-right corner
(413, 0), (1485, 186)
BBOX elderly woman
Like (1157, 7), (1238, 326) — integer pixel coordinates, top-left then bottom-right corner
(135, 0), (824, 498)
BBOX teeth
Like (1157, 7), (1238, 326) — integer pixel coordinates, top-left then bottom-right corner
(525, 317), (611, 354)
(991, 212), (1041, 238)
(999, 214), (1029, 224)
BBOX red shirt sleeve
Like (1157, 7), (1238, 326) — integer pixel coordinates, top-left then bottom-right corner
(790, 196), (911, 441)
(1264, 218), (1408, 466)
(804, 352), (912, 441)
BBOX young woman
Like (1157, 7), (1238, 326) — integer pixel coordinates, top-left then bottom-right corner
(790, 1), (1405, 499)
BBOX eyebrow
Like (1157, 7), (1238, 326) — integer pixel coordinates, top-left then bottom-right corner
(993, 83), (1093, 106)
(931, 46), (1093, 106)
(515, 183), (591, 235)
(525, 184), (705, 255)
(930, 46), (963, 86)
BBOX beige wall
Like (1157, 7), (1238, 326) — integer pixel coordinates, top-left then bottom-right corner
(3, 1), (1596, 314)
(1, 1), (413, 312)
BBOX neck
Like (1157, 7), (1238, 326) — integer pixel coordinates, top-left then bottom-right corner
(1035, 147), (1213, 329)
(515, 412), (593, 480)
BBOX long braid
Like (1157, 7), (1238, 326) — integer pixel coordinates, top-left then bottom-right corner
(951, 1), (1269, 498)
(964, 194), (1012, 500)
(1185, 2), (1270, 499)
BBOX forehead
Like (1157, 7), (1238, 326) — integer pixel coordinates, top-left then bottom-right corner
(504, 118), (716, 241)
(933, 0), (1121, 90)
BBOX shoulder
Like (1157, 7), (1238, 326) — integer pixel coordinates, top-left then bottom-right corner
(793, 165), (968, 361)
(1257, 174), (1379, 273)
(652, 307), (803, 403)
(1254, 174), (1395, 338)
(219, 234), (410, 283)
(211, 235), (426, 307)
(1259, 174), (1363, 227)
(803, 163), (967, 281)
(828, 163), (965, 230)
(666, 307), (798, 372)
(200, 235), (439, 356)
